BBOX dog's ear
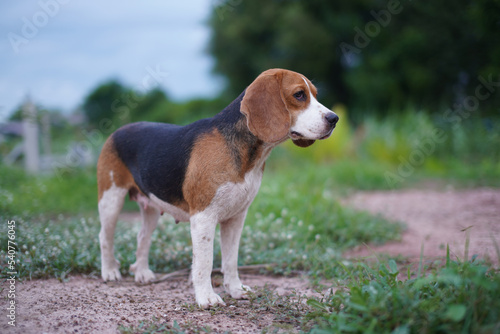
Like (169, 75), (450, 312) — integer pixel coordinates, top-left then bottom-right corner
(240, 71), (290, 143)
(292, 139), (316, 148)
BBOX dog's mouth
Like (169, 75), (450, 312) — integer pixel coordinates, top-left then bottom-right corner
(290, 131), (303, 140)
(290, 128), (334, 141)
(320, 127), (335, 140)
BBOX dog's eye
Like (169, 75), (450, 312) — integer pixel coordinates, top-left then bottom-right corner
(293, 90), (306, 101)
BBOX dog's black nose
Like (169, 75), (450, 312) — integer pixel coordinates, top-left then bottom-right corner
(325, 113), (339, 125)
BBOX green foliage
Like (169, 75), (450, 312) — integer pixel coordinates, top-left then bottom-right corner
(82, 80), (132, 126)
(129, 88), (171, 123)
(0, 165), (98, 216)
(277, 110), (500, 187)
(305, 258), (500, 333)
(163, 97), (228, 125)
(209, 0), (500, 115)
(81, 79), (228, 129)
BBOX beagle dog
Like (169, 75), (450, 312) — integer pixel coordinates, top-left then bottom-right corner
(97, 68), (339, 308)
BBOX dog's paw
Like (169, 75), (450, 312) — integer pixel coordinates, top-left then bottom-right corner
(101, 259), (122, 281)
(130, 263), (156, 283)
(196, 291), (226, 309)
(226, 283), (252, 300)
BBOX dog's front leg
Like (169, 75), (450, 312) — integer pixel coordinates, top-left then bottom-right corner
(190, 213), (226, 308)
(221, 210), (252, 299)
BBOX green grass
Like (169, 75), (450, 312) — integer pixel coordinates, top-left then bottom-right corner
(0, 160), (403, 280)
(0, 165), (98, 216)
(305, 254), (500, 333)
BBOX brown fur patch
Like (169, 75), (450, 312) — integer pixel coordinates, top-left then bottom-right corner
(241, 71), (290, 143)
(280, 70), (317, 126)
(97, 136), (137, 201)
(183, 129), (245, 214)
(241, 69), (319, 144)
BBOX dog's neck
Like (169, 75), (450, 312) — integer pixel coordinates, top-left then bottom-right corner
(214, 92), (273, 176)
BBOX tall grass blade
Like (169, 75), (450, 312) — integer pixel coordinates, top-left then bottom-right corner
(417, 242), (424, 278)
(446, 244), (450, 268)
(461, 226), (473, 262)
(491, 235), (500, 266)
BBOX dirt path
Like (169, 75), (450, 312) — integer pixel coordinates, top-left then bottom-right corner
(343, 188), (500, 263)
(1, 188), (499, 333)
(1, 274), (318, 334)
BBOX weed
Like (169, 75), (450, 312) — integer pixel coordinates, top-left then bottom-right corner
(305, 257), (500, 333)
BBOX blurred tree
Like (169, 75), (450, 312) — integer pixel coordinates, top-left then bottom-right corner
(208, 0), (500, 116)
(82, 80), (131, 126)
(130, 88), (170, 123)
(82, 81), (225, 126)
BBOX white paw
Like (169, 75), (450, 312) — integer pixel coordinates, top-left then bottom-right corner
(130, 263), (156, 283)
(226, 283), (252, 300)
(196, 291), (226, 309)
(101, 259), (121, 281)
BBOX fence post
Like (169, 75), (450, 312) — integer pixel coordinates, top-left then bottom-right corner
(22, 97), (40, 173)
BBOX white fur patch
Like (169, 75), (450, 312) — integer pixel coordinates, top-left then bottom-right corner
(98, 182), (128, 281)
(290, 77), (337, 139)
(210, 168), (263, 221)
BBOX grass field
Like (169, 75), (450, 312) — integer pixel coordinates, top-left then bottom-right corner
(1, 112), (499, 333)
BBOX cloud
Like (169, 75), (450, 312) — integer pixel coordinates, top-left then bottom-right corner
(0, 0), (220, 120)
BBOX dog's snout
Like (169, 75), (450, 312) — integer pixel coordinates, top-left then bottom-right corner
(325, 113), (339, 126)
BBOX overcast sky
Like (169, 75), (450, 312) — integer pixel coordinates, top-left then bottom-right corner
(0, 0), (222, 121)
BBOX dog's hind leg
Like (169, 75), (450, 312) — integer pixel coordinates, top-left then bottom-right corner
(98, 184), (128, 281)
(130, 205), (160, 283)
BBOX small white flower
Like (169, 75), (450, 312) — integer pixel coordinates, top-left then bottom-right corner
(32, 246), (36, 250)
(308, 225), (314, 231)
(288, 249), (293, 254)
(315, 234), (321, 241)
(45, 228), (49, 233)
(302, 255), (307, 260)
(281, 208), (288, 217)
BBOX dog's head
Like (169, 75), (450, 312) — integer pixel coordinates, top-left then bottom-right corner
(240, 68), (338, 147)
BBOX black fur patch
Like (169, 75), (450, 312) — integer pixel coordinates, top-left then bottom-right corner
(112, 91), (257, 205)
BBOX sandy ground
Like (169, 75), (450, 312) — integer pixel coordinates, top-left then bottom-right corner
(343, 187), (500, 263)
(1, 187), (499, 333)
(1, 273), (317, 334)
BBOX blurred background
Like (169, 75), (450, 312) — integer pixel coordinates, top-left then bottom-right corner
(1, 0), (500, 214)
(2, 4), (500, 329)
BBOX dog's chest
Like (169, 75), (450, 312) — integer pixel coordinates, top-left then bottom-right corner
(209, 167), (264, 220)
